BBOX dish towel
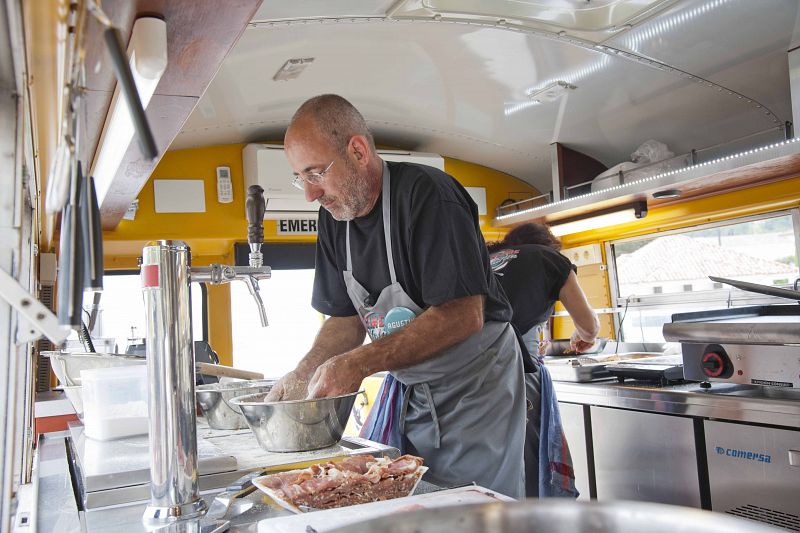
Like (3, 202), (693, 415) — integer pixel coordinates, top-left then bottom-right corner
(359, 373), (406, 453)
(538, 362), (579, 498)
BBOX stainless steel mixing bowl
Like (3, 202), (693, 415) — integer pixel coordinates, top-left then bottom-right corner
(330, 500), (781, 533)
(45, 351), (145, 386)
(196, 379), (275, 430)
(229, 390), (363, 452)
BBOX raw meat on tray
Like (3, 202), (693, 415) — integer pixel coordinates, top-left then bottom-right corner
(253, 454), (427, 513)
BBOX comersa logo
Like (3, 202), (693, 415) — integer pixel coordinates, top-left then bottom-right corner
(715, 446), (772, 463)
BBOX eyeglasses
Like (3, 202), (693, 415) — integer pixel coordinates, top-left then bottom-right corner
(291, 160), (334, 190)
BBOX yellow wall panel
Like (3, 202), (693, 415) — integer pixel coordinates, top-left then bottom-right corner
(103, 143), (538, 265)
(553, 264), (611, 339)
(101, 144), (537, 365)
(206, 284), (233, 366)
(553, 314), (614, 341)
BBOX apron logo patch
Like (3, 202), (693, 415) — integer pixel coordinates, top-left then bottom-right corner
(364, 311), (386, 340)
(489, 249), (520, 273)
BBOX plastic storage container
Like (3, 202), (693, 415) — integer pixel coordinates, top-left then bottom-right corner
(81, 365), (149, 441)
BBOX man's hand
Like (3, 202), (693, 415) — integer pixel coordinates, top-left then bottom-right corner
(569, 330), (596, 353)
(265, 369), (310, 402)
(306, 355), (365, 399)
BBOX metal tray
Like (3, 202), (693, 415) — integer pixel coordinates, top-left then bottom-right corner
(543, 353), (664, 383)
(543, 358), (611, 382)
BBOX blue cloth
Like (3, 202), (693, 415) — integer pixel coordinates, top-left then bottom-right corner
(359, 374), (406, 453)
(537, 363), (579, 498)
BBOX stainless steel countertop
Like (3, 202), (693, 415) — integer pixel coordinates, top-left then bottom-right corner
(35, 430), (416, 533)
(553, 379), (800, 428)
(35, 381), (799, 531)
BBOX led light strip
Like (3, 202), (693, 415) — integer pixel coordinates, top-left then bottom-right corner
(495, 137), (800, 221)
(622, 0), (731, 53)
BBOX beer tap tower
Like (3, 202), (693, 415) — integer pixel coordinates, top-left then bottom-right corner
(141, 185), (269, 524)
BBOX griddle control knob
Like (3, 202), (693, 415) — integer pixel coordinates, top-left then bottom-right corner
(701, 350), (729, 378)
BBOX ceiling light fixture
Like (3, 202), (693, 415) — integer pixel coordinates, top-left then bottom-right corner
(526, 80), (577, 103)
(548, 201), (648, 237)
(652, 189), (682, 199)
(273, 58), (314, 81)
(91, 17), (167, 205)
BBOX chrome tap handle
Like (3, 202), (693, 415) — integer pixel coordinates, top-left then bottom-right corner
(245, 185), (266, 268)
(189, 266), (270, 327)
(190, 265), (271, 284)
(242, 275), (268, 327)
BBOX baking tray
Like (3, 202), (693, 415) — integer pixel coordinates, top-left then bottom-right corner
(543, 352), (663, 383)
(256, 485), (512, 533)
(605, 354), (684, 384)
(543, 358), (611, 382)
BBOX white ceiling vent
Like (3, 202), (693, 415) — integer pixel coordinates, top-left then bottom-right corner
(273, 58), (314, 81)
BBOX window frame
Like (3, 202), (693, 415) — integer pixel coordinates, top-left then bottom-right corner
(605, 208), (800, 341)
(103, 270), (209, 343)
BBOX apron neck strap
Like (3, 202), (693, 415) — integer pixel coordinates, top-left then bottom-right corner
(346, 161), (397, 284)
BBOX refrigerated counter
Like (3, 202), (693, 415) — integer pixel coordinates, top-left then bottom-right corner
(553, 380), (800, 531)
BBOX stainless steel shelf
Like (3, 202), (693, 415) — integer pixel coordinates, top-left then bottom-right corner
(554, 381), (800, 428)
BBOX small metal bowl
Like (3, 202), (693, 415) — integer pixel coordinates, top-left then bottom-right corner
(229, 390), (363, 452)
(196, 379), (275, 430)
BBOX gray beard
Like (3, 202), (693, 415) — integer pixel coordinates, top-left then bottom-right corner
(323, 160), (373, 221)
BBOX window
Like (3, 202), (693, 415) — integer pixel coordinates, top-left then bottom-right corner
(231, 269), (323, 378)
(609, 210), (800, 342)
(67, 272), (206, 353)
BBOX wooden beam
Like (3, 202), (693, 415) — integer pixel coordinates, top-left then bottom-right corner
(78, 0), (262, 229)
(99, 94), (198, 228)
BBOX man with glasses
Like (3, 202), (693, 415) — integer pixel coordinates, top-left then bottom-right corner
(266, 94), (527, 498)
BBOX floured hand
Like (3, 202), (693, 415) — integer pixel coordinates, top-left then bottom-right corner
(265, 370), (309, 402)
(306, 355), (365, 399)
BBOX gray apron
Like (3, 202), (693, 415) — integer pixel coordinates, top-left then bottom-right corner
(342, 162), (526, 498)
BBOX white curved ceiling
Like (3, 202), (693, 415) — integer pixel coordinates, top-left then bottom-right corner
(170, 0), (799, 193)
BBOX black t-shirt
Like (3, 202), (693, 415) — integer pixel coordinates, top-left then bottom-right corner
(312, 161), (512, 323)
(490, 244), (576, 334)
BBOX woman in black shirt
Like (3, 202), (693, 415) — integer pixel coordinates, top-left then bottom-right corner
(489, 223), (599, 355)
(488, 223), (599, 498)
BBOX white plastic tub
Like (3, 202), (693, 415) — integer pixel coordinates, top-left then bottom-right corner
(81, 365), (149, 441)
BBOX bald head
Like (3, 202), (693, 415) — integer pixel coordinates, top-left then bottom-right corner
(284, 95), (383, 221)
(287, 94), (376, 156)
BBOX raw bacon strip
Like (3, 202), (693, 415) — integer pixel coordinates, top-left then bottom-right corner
(385, 455), (423, 476)
(256, 454), (426, 511)
(337, 455), (374, 474)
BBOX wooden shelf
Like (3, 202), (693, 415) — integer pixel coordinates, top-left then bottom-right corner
(494, 138), (800, 226)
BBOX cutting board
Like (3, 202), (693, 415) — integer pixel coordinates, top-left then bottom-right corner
(257, 485), (513, 533)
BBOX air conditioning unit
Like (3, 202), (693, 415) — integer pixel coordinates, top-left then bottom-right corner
(242, 144), (445, 220)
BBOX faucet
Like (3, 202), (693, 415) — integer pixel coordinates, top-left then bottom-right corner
(191, 185), (270, 325)
(140, 186), (271, 526)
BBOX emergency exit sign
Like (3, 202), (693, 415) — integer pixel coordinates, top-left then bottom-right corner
(277, 219), (318, 235)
